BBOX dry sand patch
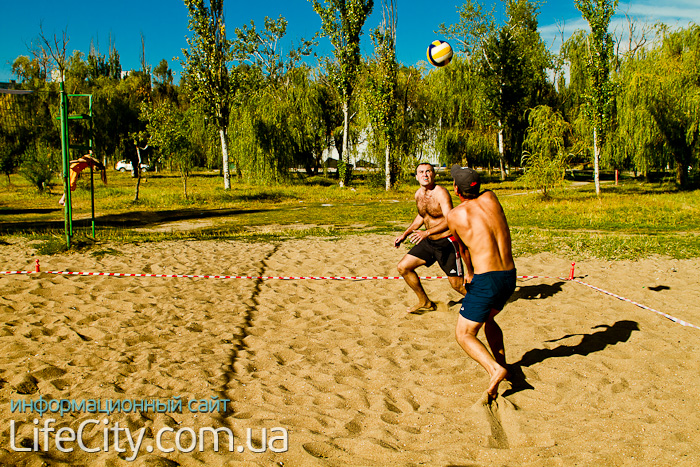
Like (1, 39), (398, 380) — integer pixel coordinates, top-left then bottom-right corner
(0, 236), (698, 466)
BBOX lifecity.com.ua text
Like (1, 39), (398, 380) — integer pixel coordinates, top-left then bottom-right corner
(10, 418), (288, 462)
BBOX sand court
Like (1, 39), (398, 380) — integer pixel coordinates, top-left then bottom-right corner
(1, 234), (699, 466)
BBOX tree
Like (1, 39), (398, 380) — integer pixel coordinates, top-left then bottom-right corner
(19, 145), (58, 191)
(616, 25), (700, 187)
(182, 0), (235, 189)
(441, 0), (552, 179)
(153, 59), (174, 86)
(574, 0), (619, 195)
(142, 102), (195, 198)
(366, 0), (398, 190)
(0, 95), (25, 184)
(12, 56), (47, 86)
(38, 23), (70, 83)
(480, 26), (521, 177)
(393, 66), (433, 178)
(312, 0), (374, 187)
(91, 73), (149, 169)
(66, 50), (88, 85)
(521, 105), (574, 196)
(233, 15), (316, 82)
(479, 0), (553, 179)
(425, 55), (496, 169)
(153, 59), (179, 105)
(228, 15), (318, 182)
(284, 67), (335, 176)
(107, 38), (122, 80)
(438, 0), (495, 66)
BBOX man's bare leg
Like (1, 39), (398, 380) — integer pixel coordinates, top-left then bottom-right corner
(455, 315), (508, 397)
(448, 276), (467, 296)
(397, 255), (436, 313)
(484, 310), (506, 369)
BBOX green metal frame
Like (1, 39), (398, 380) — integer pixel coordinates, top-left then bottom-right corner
(59, 83), (94, 247)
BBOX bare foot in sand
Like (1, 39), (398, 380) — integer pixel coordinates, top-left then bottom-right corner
(407, 300), (437, 313)
(487, 366), (509, 397)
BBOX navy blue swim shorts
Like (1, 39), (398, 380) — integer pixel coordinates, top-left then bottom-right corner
(459, 269), (517, 323)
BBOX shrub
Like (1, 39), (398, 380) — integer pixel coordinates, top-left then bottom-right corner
(19, 145), (58, 191)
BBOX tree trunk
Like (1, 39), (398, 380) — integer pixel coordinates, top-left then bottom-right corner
(676, 164), (684, 187)
(385, 144), (391, 191)
(593, 127), (601, 196)
(220, 127), (231, 190)
(133, 145), (143, 202)
(134, 173), (141, 202)
(341, 100), (350, 187)
(676, 150), (689, 188)
(498, 122), (506, 181)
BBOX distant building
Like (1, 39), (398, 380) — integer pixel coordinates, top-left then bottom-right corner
(50, 69), (66, 83)
(0, 80), (18, 90)
(321, 135), (440, 168)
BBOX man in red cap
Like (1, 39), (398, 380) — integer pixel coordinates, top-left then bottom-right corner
(447, 164), (516, 399)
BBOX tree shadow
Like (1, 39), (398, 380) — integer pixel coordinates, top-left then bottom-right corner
(0, 208), (61, 215)
(0, 207), (270, 233)
(448, 282), (566, 309)
(503, 320), (640, 397)
(228, 191), (300, 202)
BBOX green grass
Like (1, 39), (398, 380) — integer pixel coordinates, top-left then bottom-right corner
(1, 170), (699, 260)
(505, 184), (700, 233)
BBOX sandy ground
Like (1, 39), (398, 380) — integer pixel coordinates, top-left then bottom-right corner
(0, 234), (699, 466)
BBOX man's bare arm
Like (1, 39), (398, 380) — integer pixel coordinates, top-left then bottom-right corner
(395, 214), (425, 247)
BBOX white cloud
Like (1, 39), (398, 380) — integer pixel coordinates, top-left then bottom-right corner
(622, 0), (700, 23)
(539, 0), (700, 54)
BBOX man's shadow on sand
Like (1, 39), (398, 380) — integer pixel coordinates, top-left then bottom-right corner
(447, 282), (567, 308)
(510, 282), (566, 301)
(503, 320), (640, 397)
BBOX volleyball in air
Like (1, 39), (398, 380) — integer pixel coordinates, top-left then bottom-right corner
(426, 39), (453, 67)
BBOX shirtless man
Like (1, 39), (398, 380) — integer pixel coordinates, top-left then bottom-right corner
(395, 163), (467, 313)
(447, 164), (516, 399)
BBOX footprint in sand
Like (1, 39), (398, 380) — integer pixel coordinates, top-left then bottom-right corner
(303, 441), (344, 460)
(470, 392), (524, 449)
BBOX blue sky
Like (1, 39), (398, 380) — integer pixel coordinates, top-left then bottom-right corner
(2, 0), (700, 83)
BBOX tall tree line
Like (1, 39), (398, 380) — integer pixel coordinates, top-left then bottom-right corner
(3, 0), (699, 196)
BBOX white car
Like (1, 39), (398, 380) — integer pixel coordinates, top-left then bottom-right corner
(115, 160), (150, 172)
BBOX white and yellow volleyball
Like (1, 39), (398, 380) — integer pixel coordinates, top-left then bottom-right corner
(426, 40), (453, 67)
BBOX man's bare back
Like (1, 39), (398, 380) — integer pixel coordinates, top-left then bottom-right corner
(447, 190), (514, 274)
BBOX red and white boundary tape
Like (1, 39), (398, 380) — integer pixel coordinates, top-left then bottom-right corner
(0, 271), (566, 281)
(571, 279), (700, 330)
(2, 261), (698, 331)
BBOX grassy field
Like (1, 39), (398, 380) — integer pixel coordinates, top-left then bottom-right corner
(1, 169), (699, 260)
